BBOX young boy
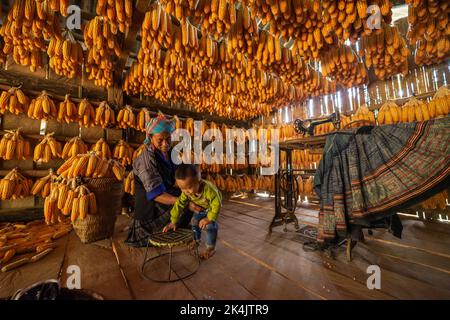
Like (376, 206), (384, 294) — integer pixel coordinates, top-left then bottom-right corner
(163, 164), (222, 259)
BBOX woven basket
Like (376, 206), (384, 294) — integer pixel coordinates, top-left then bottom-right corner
(72, 178), (124, 244)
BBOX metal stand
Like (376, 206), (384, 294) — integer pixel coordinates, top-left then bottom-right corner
(270, 148), (300, 234)
(141, 229), (200, 283)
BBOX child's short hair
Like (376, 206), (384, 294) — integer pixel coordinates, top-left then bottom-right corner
(175, 164), (199, 180)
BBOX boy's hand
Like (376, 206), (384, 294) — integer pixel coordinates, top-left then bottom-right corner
(199, 218), (212, 230)
(163, 222), (177, 233)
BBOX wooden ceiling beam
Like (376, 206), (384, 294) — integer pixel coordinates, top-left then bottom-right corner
(113, 0), (152, 83)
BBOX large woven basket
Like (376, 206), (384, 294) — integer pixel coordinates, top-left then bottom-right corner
(72, 178), (124, 244)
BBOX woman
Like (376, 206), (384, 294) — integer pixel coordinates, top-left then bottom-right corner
(125, 113), (202, 247)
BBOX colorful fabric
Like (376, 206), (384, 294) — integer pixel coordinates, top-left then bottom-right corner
(314, 117), (450, 243)
(170, 180), (222, 224)
(132, 145), (177, 198)
(133, 144), (165, 195)
(144, 113), (175, 144)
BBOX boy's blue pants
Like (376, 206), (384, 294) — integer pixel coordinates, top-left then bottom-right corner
(191, 211), (218, 249)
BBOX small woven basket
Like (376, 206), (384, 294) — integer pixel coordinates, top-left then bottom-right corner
(72, 177), (124, 244)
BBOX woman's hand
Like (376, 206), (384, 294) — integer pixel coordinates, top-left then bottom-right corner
(188, 202), (203, 213)
(154, 193), (178, 206)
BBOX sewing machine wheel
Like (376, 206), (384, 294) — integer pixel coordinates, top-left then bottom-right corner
(294, 119), (309, 135)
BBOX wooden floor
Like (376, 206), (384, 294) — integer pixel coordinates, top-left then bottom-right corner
(2, 196), (450, 300)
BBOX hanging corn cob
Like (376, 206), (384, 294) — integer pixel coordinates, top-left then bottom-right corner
(285, 150), (318, 170)
(125, 45), (334, 120)
(313, 121), (336, 136)
(0, 36), (6, 65)
(188, 5), (258, 66)
(400, 97), (433, 122)
(0, 168), (33, 201)
(189, 0), (238, 40)
(123, 56), (317, 120)
(47, 35), (84, 79)
(419, 189), (448, 210)
(61, 137), (88, 160)
(320, 45), (368, 88)
(68, 185), (97, 222)
(31, 170), (58, 199)
(0, 129), (32, 161)
(185, 118), (194, 136)
(28, 91), (58, 121)
(303, 176), (315, 196)
(136, 108), (151, 132)
(224, 175), (238, 193)
(242, 174), (255, 191)
(406, 0), (448, 43)
(84, 16), (122, 88)
(57, 152), (125, 180)
(0, 0), (62, 72)
(57, 95), (79, 124)
(41, 178), (93, 224)
(377, 101), (401, 125)
(124, 171), (135, 196)
(0, 87), (30, 115)
(214, 174), (226, 191)
(428, 86), (450, 118)
(255, 175), (275, 193)
(360, 25), (410, 80)
(140, 4), (175, 56)
(352, 104), (376, 125)
(322, 0), (393, 43)
(113, 140), (134, 166)
(248, 0), (331, 60)
(49, 0), (70, 16)
(44, 182), (65, 224)
(279, 123), (298, 141)
(159, 0), (197, 22)
(91, 138), (112, 159)
(96, 0), (134, 33)
(33, 133), (62, 163)
(77, 99), (96, 128)
(117, 106), (136, 129)
(94, 101), (116, 128)
(414, 38), (450, 66)
(58, 179), (75, 215)
(132, 144), (145, 161)
(125, 1), (338, 120)
(406, 0), (449, 66)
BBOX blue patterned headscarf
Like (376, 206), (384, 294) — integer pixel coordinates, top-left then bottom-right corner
(144, 113), (175, 144)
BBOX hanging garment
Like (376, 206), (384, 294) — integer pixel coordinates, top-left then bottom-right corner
(314, 117), (450, 243)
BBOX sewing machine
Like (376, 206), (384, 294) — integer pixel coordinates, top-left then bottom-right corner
(294, 112), (341, 136)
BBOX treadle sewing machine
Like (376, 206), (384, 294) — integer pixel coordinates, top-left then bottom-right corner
(293, 112), (341, 136)
(270, 113), (340, 235)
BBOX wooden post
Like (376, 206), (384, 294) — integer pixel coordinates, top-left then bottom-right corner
(107, 84), (124, 108)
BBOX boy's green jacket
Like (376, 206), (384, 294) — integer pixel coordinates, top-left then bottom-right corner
(170, 180), (222, 224)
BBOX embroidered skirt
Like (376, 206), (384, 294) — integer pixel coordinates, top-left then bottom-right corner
(314, 117), (450, 243)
